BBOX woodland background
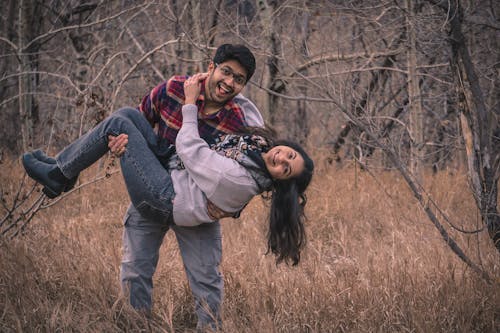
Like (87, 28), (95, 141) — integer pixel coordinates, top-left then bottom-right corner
(0, 0), (499, 332)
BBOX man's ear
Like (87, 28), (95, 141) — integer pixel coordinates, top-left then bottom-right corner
(207, 61), (215, 72)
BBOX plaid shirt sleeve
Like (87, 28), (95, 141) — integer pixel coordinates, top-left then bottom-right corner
(138, 81), (167, 127)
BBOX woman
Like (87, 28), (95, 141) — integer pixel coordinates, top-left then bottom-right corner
(22, 76), (314, 265)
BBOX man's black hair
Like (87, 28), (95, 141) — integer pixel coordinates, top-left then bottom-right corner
(213, 44), (256, 82)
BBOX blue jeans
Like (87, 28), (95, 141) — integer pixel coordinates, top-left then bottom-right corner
(55, 107), (175, 221)
(121, 204), (223, 330)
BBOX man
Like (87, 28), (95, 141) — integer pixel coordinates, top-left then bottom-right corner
(113, 44), (263, 331)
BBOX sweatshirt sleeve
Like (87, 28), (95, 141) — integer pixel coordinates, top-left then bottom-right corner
(175, 104), (259, 212)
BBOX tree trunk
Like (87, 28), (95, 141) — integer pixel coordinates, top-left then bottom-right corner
(18, 0), (34, 151)
(0, 0), (19, 152)
(258, 0), (281, 126)
(208, 0), (223, 47)
(295, 9), (310, 145)
(448, 0), (500, 251)
(406, 0), (424, 180)
(171, 0), (184, 75)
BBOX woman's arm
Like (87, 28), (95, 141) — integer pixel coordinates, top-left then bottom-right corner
(175, 75), (259, 212)
(176, 104), (259, 211)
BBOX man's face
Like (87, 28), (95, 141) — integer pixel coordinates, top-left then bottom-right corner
(205, 60), (248, 105)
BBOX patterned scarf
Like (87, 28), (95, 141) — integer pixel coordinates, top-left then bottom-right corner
(207, 133), (273, 192)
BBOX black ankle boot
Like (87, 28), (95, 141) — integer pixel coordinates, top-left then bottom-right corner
(22, 152), (71, 198)
(31, 149), (78, 192)
(32, 149), (56, 164)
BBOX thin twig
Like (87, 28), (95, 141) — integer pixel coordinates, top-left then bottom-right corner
(110, 38), (180, 110)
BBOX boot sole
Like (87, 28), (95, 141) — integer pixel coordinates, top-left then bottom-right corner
(42, 186), (60, 198)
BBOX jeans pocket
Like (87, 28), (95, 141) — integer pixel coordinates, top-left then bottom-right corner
(135, 201), (172, 224)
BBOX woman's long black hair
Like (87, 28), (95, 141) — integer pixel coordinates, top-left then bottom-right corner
(266, 140), (314, 266)
(238, 127), (314, 266)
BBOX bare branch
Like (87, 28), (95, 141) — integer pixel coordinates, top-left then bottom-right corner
(466, 14), (500, 31)
(87, 51), (129, 89)
(249, 81), (337, 103)
(40, 169), (121, 209)
(24, 3), (151, 51)
(0, 92), (74, 109)
(0, 71), (83, 94)
(119, 17), (166, 81)
(290, 49), (404, 75)
(110, 38), (180, 110)
(0, 36), (18, 53)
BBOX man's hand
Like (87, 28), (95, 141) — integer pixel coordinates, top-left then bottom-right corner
(184, 73), (209, 105)
(108, 133), (128, 157)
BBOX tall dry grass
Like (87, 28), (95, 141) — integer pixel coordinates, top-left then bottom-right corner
(1, 157), (499, 332)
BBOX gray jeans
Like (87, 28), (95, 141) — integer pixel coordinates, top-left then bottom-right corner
(54, 107), (223, 328)
(121, 204), (223, 330)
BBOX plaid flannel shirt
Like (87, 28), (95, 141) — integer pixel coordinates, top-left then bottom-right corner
(138, 76), (248, 144)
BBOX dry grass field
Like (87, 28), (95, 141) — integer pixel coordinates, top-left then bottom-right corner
(1, 157), (499, 332)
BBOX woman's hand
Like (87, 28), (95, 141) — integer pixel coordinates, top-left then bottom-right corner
(108, 133), (128, 157)
(184, 73), (208, 105)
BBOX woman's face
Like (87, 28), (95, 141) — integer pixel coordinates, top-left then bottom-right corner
(262, 145), (305, 180)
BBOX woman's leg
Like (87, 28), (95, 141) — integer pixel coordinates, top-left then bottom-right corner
(55, 107), (154, 178)
(57, 107), (175, 220)
(25, 107), (175, 220)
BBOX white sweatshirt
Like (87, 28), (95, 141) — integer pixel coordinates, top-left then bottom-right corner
(171, 94), (264, 226)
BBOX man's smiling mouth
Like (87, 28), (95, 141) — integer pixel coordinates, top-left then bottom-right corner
(217, 82), (233, 95)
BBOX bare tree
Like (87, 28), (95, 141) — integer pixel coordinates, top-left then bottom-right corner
(1, 0), (498, 276)
(16, 0), (45, 151)
(406, 0), (424, 179)
(257, 0), (282, 126)
(436, 0), (500, 251)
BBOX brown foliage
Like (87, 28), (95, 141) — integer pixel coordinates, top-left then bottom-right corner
(1, 159), (498, 332)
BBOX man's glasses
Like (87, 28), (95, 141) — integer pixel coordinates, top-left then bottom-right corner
(215, 63), (247, 86)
